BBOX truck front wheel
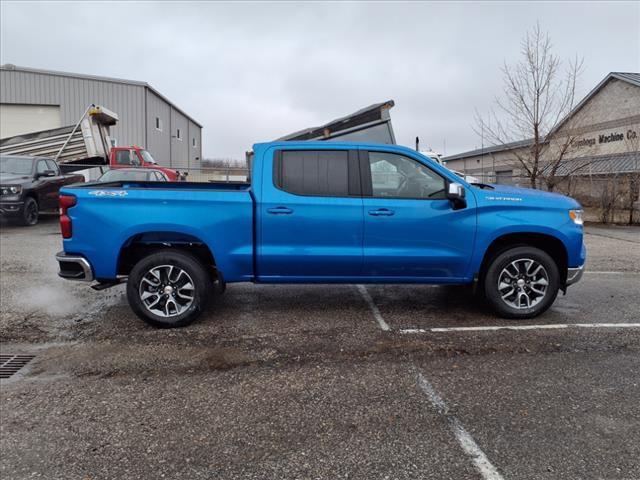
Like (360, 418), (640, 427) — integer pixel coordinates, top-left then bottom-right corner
(483, 246), (560, 319)
(19, 197), (39, 226)
(127, 249), (213, 328)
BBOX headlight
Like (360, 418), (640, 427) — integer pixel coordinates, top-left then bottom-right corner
(0, 185), (22, 196)
(569, 209), (583, 225)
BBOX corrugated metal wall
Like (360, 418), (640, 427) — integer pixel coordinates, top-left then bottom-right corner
(0, 69), (146, 149)
(1, 68), (203, 168)
(188, 119), (202, 168)
(170, 108), (189, 169)
(145, 89), (171, 164)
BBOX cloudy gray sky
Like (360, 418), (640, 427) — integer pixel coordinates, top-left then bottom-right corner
(1, 1), (639, 159)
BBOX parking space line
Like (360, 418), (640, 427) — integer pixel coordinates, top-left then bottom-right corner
(400, 323), (640, 334)
(417, 372), (505, 480)
(585, 271), (639, 275)
(356, 285), (391, 331)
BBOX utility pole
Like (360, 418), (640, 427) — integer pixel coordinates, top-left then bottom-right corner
(481, 119), (485, 182)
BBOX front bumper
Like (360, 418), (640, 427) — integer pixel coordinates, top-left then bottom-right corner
(0, 200), (24, 217)
(55, 251), (94, 282)
(566, 264), (585, 286)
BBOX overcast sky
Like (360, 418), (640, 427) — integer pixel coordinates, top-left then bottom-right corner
(1, 1), (639, 159)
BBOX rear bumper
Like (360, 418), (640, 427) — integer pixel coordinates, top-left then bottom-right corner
(566, 264), (585, 286)
(0, 201), (24, 217)
(55, 251), (94, 282)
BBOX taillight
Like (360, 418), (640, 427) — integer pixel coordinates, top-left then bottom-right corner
(59, 194), (77, 239)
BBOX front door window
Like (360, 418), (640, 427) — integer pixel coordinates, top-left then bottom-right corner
(368, 151), (446, 199)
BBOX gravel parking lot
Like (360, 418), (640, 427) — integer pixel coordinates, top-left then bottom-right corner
(1, 216), (639, 479)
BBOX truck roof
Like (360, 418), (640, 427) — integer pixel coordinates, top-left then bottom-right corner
(253, 141), (420, 155)
(251, 141), (473, 189)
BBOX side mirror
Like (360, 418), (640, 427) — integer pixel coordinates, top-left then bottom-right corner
(447, 182), (467, 210)
(39, 170), (56, 178)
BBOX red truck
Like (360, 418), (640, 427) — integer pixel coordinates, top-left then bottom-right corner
(109, 146), (182, 181)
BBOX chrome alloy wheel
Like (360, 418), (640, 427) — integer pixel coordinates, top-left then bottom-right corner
(497, 258), (549, 309)
(139, 265), (195, 317)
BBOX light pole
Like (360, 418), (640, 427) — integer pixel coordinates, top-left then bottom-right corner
(481, 119), (485, 182)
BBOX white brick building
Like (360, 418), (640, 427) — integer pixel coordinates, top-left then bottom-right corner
(444, 72), (640, 185)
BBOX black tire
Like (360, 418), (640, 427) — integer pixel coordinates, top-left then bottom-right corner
(483, 246), (560, 319)
(19, 197), (39, 226)
(126, 249), (213, 328)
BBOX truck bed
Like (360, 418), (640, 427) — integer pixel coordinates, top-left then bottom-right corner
(61, 181), (255, 281)
(73, 180), (251, 191)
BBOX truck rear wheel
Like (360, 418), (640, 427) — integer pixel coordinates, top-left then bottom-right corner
(126, 249), (213, 328)
(483, 246), (560, 319)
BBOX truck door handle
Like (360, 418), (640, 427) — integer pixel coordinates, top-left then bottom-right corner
(368, 208), (394, 216)
(267, 206), (293, 215)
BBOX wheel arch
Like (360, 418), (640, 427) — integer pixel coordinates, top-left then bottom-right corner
(24, 191), (39, 206)
(478, 232), (569, 287)
(117, 231), (218, 280)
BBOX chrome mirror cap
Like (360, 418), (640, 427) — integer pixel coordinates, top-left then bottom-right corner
(448, 182), (465, 198)
(447, 182), (466, 210)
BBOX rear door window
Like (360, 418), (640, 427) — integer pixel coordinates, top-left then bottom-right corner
(274, 150), (359, 196)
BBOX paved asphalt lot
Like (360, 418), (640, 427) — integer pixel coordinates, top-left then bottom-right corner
(1, 216), (639, 479)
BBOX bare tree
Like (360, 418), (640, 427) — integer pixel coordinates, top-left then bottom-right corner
(598, 176), (618, 224)
(623, 129), (640, 224)
(475, 23), (584, 190)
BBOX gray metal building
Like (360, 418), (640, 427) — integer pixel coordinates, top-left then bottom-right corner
(0, 64), (202, 169)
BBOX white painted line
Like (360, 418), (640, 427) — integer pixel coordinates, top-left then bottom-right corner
(417, 372), (504, 480)
(400, 323), (640, 334)
(584, 271), (637, 275)
(576, 323), (640, 328)
(356, 284), (391, 331)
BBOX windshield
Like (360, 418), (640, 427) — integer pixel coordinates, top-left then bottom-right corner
(98, 170), (150, 182)
(140, 150), (157, 164)
(0, 156), (34, 175)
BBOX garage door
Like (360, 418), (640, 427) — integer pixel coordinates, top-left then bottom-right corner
(0, 104), (61, 139)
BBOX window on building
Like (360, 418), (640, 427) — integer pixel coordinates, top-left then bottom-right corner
(275, 150), (349, 196)
(367, 151), (446, 199)
(192, 137), (197, 148)
(155, 117), (162, 131)
(176, 128), (182, 140)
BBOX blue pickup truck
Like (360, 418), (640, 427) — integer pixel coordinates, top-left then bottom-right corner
(55, 141), (586, 328)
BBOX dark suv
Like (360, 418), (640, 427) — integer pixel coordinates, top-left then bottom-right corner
(0, 155), (84, 226)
